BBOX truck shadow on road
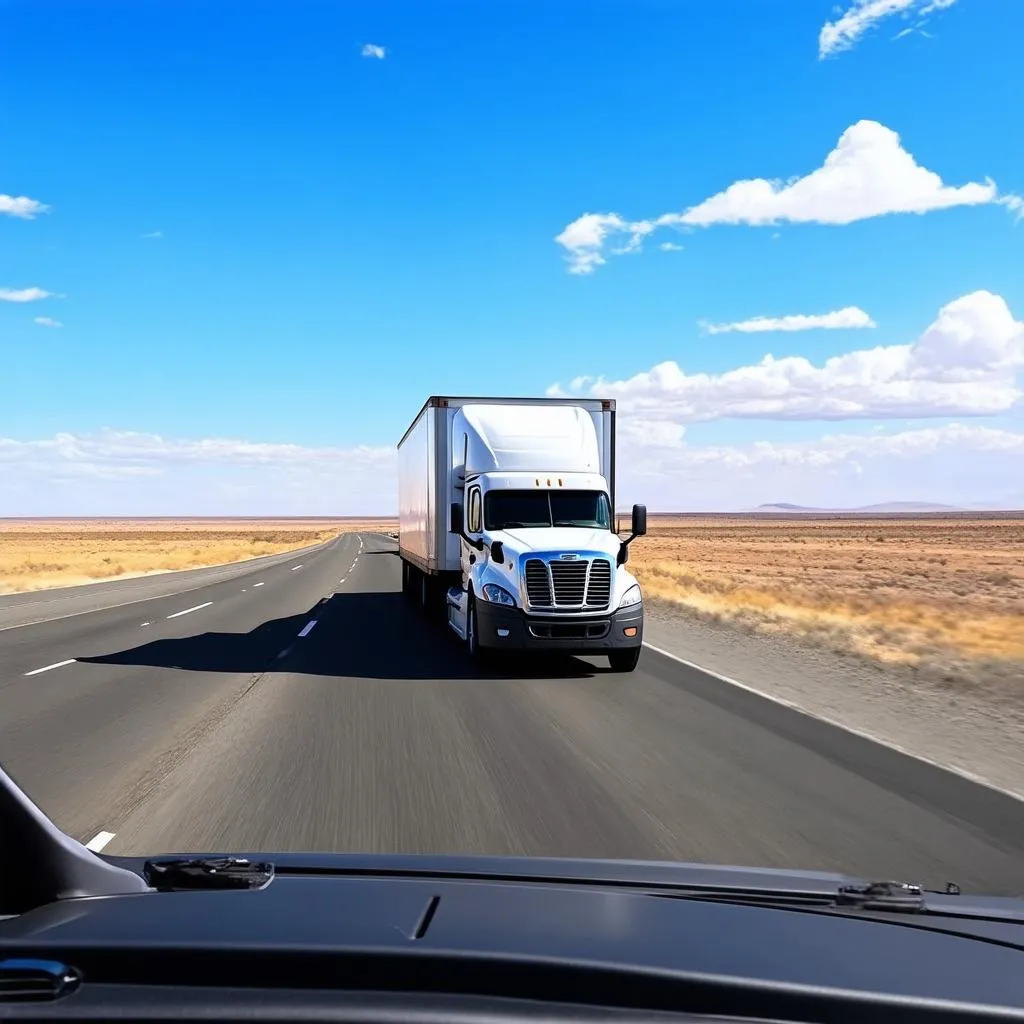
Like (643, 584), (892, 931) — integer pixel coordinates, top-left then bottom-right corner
(77, 589), (602, 681)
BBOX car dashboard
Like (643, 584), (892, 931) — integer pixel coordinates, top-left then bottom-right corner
(3, 865), (1024, 1023)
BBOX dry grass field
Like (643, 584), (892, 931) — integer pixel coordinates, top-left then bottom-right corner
(0, 518), (393, 595)
(3, 514), (1020, 684)
(623, 515), (1024, 684)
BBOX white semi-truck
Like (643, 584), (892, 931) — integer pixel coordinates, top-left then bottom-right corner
(397, 396), (647, 672)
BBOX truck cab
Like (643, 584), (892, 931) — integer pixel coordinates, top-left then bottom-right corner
(439, 402), (646, 672)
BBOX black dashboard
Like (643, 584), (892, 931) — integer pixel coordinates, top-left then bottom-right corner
(3, 865), (1024, 1022)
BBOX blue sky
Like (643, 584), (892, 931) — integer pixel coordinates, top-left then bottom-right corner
(2, 0), (1022, 513)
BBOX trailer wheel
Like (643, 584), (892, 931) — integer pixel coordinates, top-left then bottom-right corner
(608, 647), (641, 673)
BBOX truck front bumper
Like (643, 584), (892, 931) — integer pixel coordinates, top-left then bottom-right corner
(475, 602), (643, 654)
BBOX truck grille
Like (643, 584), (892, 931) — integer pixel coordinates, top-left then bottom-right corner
(586, 558), (612, 607)
(524, 560), (553, 606)
(523, 557), (612, 610)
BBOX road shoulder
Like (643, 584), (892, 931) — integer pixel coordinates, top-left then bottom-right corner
(643, 601), (1024, 802)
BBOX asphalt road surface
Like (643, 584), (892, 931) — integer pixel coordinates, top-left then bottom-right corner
(2, 532), (1023, 895)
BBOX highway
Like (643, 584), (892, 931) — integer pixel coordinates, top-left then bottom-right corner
(2, 531), (1023, 895)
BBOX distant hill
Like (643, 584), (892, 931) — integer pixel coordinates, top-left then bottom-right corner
(754, 502), (967, 514)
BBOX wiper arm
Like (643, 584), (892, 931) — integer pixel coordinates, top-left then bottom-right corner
(143, 857), (274, 892)
(656, 879), (937, 915)
(836, 880), (926, 913)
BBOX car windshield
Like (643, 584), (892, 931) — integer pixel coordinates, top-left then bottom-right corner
(2, 0), (1022, 907)
(485, 490), (611, 530)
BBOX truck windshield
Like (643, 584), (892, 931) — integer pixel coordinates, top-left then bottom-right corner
(484, 490), (611, 530)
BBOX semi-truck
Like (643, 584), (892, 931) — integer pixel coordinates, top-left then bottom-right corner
(397, 396), (647, 672)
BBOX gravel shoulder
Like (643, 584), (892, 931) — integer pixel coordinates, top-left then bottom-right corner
(644, 600), (1024, 802)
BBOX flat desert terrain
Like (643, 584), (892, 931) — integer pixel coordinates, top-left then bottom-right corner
(2, 514), (1019, 687)
(626, 514), (1024, 688)
(0, 518), (387, 595)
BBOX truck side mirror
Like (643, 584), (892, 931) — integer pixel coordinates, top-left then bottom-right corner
(631, 503), (648, 537)
(450, 502), (464, 535)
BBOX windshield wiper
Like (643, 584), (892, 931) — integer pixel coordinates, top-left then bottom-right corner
(143, 857), (274, 892)
(657, 879), (966, 916)
(836, 880), (927, 912)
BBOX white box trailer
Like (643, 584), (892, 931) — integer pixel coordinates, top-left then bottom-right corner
(398, 396), (616, 577)
(397, 396), (647, 672)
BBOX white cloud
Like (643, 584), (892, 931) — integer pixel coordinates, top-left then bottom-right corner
(33, 316), (63, 328)
(615, 422), (1024, 511)
(550, 290), (1024, 424)
(0, 430), (397, 516)
(556, 120), (1011, 273)
(4, 422), (1016, 515)
(554, 213), (654, 275)
(819, 0), (958, 59)
(658, 241), (684, 252)
(0, 193), (49, 219)
(703, 307), (877, 335)
(141, 230), (163, 239)
(676, 120), (998, 227)
(1001, 194), (1024, 221)
(0, 287), (56, 303)
(361, 43), (386, 59)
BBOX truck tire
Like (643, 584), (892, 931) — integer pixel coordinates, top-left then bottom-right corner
(608, 647), (641, 673)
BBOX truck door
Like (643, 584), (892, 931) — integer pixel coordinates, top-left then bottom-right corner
(464, 485), (483, 589)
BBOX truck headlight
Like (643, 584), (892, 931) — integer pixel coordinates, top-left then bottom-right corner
(618, 584), (642, 608)
(481, 583), (516, 606)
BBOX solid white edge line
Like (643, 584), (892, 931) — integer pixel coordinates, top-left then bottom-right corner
(24, 658), (76, 677)
(641, 641), (1024, 805)
(166, 601), (213, 620)
(298, 620), (317, 637)
(85, 830), (116, 852)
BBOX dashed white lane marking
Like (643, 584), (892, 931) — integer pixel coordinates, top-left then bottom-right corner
(141, 621), (151, 627)
(166, 601), (213, 620)
(339, 577), (346, 584)
(298, 620), (317, 638)
(0, 540), (329, 634)
(274, 644), (294, 661)
(85, 830), (116, 852)
(24, 658), (76, 677)
(642, 641), (1024, 805)
(253, 582), (265, 587)
(291, 565), (303, 571)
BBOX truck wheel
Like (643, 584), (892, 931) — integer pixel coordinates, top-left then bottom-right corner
(608, 647), (641, 673)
